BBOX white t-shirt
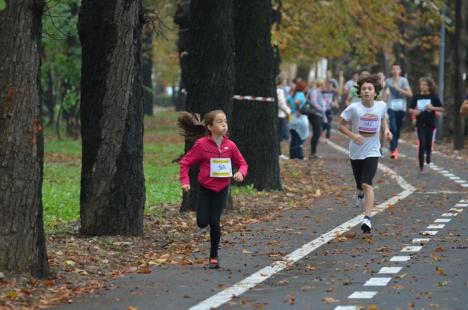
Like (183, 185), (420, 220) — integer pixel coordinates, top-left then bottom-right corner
(340, 101), (387, 160)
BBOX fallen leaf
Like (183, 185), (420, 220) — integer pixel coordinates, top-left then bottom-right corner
(322, 296), (339, 304)
(435, 266), (447, 276)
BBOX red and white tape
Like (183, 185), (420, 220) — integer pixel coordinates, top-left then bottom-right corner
(233, 95), (275, 102)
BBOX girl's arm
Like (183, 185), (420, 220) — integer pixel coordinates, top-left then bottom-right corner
(179, 141), (203, 186)
(231, 145), (248, 182)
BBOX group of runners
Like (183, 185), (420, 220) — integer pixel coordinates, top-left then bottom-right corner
(174, 64), (466, 269)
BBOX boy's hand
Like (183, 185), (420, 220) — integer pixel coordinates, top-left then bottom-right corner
(352, 133), (365, 145)
(384, 129), (393, 141)
(425, 104), (433, 111)
(182, 184), (190, 192)
(233, 172), (244, 182)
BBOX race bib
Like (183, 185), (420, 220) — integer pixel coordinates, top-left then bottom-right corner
(417, 99), (431, 111)
(210, 158), (232, 177)
(358, 113), (379, 136)
(390, 99), (405, 111)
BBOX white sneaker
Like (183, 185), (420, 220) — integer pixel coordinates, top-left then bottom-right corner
(356, 193), (364, 208)
(279, 154), (289, 160)
(361, 217), (372, 234)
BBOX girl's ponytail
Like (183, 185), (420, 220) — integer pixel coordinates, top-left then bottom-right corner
(177, 111), (208, 141)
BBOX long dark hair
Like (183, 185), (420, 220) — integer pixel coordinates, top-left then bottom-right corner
(419, 77), (437, 94)
(177, 110), (225, 141)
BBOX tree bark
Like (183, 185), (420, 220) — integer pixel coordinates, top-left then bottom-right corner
(177, 0), (235, 212)
(78, 0), (145, 235)
(0, 0), (49, 278)
(142, 26), (154, 116)
(231, 0), (281, 191)
(453, 0), (466, 149)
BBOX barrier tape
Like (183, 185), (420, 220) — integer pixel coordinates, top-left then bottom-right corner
(233, 95), (275, 102)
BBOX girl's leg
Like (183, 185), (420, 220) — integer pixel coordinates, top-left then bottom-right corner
(425, 126), (434, 164)
(417, 126), (426, 170)
(208, 186), (229, 259)
(309, 114), (322, 155)
(197, 186), (211, 228)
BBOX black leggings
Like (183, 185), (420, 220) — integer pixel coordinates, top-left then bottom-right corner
(308, 114), (323, 155)
(198, 185), (229, 258)
(417, 126), (434, 169)
(350, 157), (379, 191)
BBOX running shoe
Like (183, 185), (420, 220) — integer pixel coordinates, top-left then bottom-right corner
(361, 217), (372, 234)
(209, 258), (220, 269)
(390, 149), (399, 159)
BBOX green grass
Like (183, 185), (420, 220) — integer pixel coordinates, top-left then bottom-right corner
(0, 0), (5, 11)
(42, 111), (184, 231)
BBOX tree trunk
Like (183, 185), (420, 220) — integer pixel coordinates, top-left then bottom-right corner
(174, 0), (191, 112)
(142, 26), (154, 116)
(43, 68), (56, 126)
(0, 0), (49, 278)
(231, 0), (281, 191)
(78, 0), (145, 236)
(453, 0), (466, 149)
(177, 0), (235, 212)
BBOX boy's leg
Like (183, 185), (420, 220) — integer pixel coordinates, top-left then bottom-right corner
(388, 109), (398, 152)
(360, 157), (379, 233)
(350, 159), (364, 207)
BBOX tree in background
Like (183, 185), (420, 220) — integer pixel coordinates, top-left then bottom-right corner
(0, 0), (48, 277)
(41, 0), (81, 138)
(78, 0), (145, 235)
(176, 0), (235, 212)
(230, 0), (281, 191)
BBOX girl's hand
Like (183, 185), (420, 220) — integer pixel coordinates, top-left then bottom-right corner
(181, 184), (190, 192)
(425, 104), (433, 111)
(384, 129), (393, 141)
(233, 172), (244, 182)
(352, 133), (365, 145)
(412, 109), (420, 116)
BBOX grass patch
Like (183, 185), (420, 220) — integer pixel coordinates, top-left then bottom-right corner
(43, 109), (184, 231)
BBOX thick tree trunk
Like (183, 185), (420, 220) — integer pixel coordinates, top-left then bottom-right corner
(78, 0), (145, 235)
(0, 0), (49, 278)
(142, 26), (154, 116)
(231, 0), (281, 191)
(177, 0), (235, 212)
(453, 0), (465, 149)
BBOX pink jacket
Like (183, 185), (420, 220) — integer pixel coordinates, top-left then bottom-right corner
(179, 136), (248, 192)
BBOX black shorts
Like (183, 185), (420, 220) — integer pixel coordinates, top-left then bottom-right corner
(350, 157), (379, 190)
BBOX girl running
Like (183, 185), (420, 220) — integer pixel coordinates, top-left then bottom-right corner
(408, 77), (444, 172)
(178, 110), (248, 269)
(339, 75), (392, 233)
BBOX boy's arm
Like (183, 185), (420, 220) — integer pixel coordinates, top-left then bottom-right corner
(338, 116), (364, 145)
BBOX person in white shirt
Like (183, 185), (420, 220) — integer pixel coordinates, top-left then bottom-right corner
(276, 76), (291, 159)
(339, 75), (392, 234)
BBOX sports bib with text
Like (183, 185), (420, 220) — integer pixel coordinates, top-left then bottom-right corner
(210, 158), (232, 177)
(390, 99), (405, 111)
(358, 114), (379, 136)
(417, 99), (431, 111)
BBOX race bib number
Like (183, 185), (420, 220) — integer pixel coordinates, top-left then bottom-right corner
(390, 99), (405, 111)
(358, 114), (379, 136)
(210, 158), (232, 177)
(417, 99), (431, 111)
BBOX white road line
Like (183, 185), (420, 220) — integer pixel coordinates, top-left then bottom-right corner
(455, 203), (468, 207)
(412, 238), (430, 243)
(427, 224), (445, 229)
(390, 256), (411, 262)
(364, 277), (392, 286)
(443, 173), (454, 177)
(449, 176), (461, 180)
(449, 208), (464, 212)
(188, 139), (416, 310)
(461, 184), (468, 188)
(441, 212), (458, 217)
(401, 246), (423, 252)
(335, 306), (357, 310)
(434, 218), (451, 223)
(460, 200), (467, 202)
(455, 180), (466, 184)
(378, 267), (402, 274)
(420, 230), (438, 235)
(348, 291), (378, 299)
(423, 191), (465, 194)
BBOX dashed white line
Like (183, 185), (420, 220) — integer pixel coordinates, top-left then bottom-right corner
(364, 277), (392, 286)
(378, 267), (402, 274)
(434, 218), (451, 223)
(455, 203), (468, 207)
(335, 306), (357, 310)
(449, 208), (464, 213)
(420, 230), (438, 235)
(412, 238), (430, 243)
(401, 246), (423, 252)
(390, 256), (411, 262)
(348, 291), (378, 299)
(442, 212), (458, 217)
(427, 224), (445, 229)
